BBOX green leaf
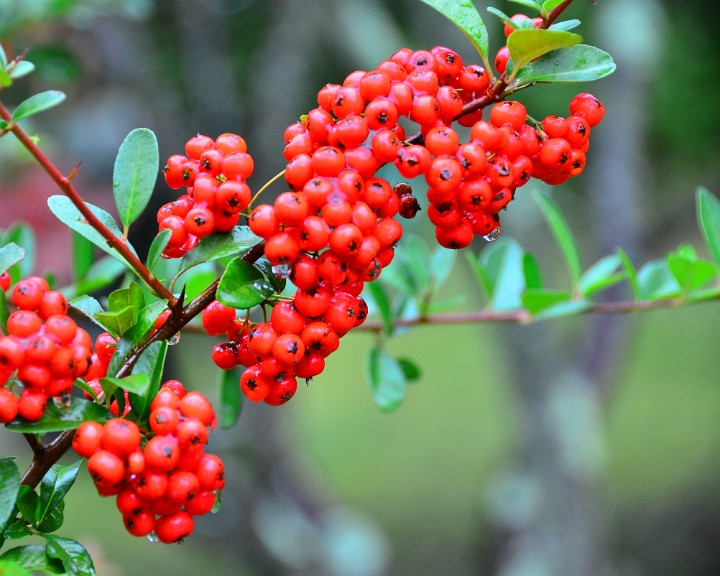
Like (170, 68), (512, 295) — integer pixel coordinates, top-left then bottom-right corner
(36, 502), (64, 533)
(0, 545), (64, 574)
(667, 252), (719, 294)
(0, 243), (24, 275)
(14, 486), (38, 525)
(523, 251), (543, 290)
(12, 91), (66, 123)
(579, 254), (624, 297)
(548, 19), (581, 32)
(419, 0), (489, 59)
(218, 367), (242, 428)
(7, 60), (35, 80)
(429, 244), (456, 290)
(397, 357), (421, 382)
(72, 256), (126, 297)
(38, 461), (81, 527)
(508, 29), (582, 74)
(616, 248), (639, 300)
(71, 232), (94, 283)
(44, 535), (96, 576)
(0, 458), (20, 531)
(403, 235), (431, 291)
(0, 69), (11, 88)
(522, 288), (571, 314)
(68, 295), (104, 322)
(113, 128), (159, 231)
(128, 340), (168, 421)
(510, 0), (542, 10)
(366, 346), (406, 413)
(696, 187), (720, 266)
(93, 306), (138, 339)
(101, 373), (149, 396)
(478, 238), (526, 310)
(3, 223), (35, 282)
(531, 298), (591, 320)
(6, 399), (111, 433)
(513, 44), (616, 84)
(366, 281), (394, 335)
(176, 226), (260, 279)
(217, 257), (275, 310)
(533, 190), (582, 291)
(253, 258), (287, 296)
(108, 282), (145, 312)
(47, 196), (137, 268)
(147, 229), (171, 273)
(637, 260), (681, 300)
(0, 290), (8, 335)
(542, 0), (566, 13)
(465, 251), (491, 303)
(0, 559), (33, 576)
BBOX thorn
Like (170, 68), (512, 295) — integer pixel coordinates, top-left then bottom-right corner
(67, 162), (82, 182)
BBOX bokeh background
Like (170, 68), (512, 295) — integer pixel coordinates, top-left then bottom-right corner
(2, 0), (720, 575)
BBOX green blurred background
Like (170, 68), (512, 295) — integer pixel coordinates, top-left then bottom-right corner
(2, 0), (720, 575)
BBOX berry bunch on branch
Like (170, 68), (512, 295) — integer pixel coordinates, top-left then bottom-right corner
(22, 0), (720, 572)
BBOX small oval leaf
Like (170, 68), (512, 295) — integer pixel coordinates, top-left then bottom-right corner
(217, 257), (275, 310)
(12, 91), (66, 123)
(514, 44), (616, 84)
(113, 128), (159, 230)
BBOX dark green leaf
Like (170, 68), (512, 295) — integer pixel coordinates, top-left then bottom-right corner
(366, 281), (394, 335)
(419, 0), (489, 59)
(0, 559), (33, 576)
(366, 346), (406, 413)
(397, 357), (421, 382)
(696, 187), (720, 266)
(108, 282), (144, 312)
(532, 190), (582, 291)
(0, 458), (19, 531)
(73, 379), (100, 402)
(637, 260), (681, 300)
(12, 91), (66, 122)
(253, 258), (286, 295)
(14, 486), (38, 524)
(36, 502), (63, 533)
(513, 44), (616, 84)
(128, 340), (168, 421)
(3, 520), (31, 541)
(0, 545), (64, 574)
(113, 128), (159, 230)
(176, 226), (260, 277)
(6, 399), (111, 433)
(68, 295), (103, 321)
(0, 243), (24, 275)
(105, 299), (168, 378)
(218, 367), (242, 428)
(71, 232), (94, 283)
(579, 254), (623, 297)
(38, 461), (80, 527)
(508, 29), (582, 74)
(44, 535), (96, 576)
(147, 229), (171, 273)
(217, 257), (275, 310)
(47, 196), (137, 267)
(94, 306), (138, 339)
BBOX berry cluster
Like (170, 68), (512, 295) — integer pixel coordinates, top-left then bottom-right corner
(73, 381), (223, 543)
(0, 275), (95, 422)
(159, 133), (254, 258)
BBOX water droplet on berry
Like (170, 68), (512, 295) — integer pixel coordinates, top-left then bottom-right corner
(146, 531), (160, 543)
(168, 332), (181, 346)
(483, 227), (501, 242)
(272, 264), (292, 279)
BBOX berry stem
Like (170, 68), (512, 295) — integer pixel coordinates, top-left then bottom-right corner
(250, 169), (286, 207)
(544, 0), (576, 26)
(0, 101), (177, 305)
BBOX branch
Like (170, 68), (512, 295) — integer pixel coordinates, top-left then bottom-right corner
(0, 102), (176, 305)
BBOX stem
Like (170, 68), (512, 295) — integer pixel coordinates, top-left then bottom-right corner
(545, 0), (575, 26)
(250, 169), (286, 207)
(0, 102), (176, 305)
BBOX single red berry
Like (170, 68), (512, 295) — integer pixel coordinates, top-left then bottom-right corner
(144, 435), (181, 472)
(0, 271), (10, 292)
(88, 449), (125, 487)
(155, 510), (195, 543)
(178, 391), (216, 427)
(0, 388), (18, 423)
(201, 300), (236, 337)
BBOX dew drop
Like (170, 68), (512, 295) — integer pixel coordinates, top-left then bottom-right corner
(168, 332), (181, 346)
(272, 264), (292, 279)
(483, 227), (501, 242)
(146, 531), (160, 544)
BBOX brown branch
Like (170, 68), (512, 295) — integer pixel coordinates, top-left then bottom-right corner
(0, 102), (176, 305)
